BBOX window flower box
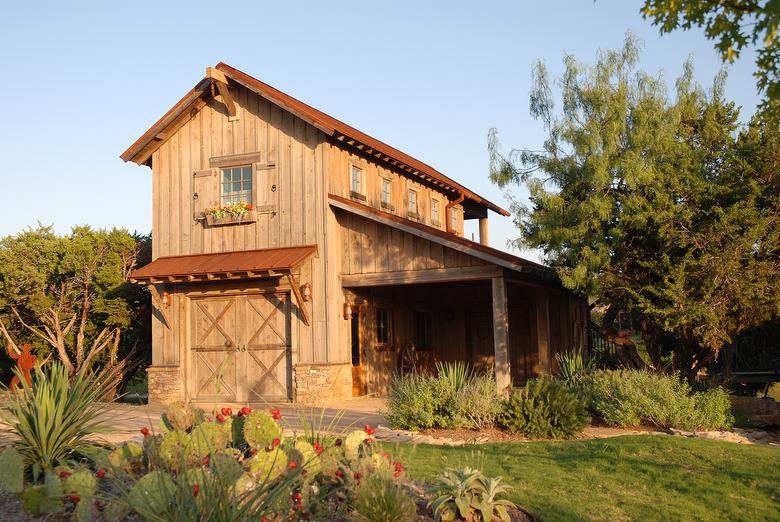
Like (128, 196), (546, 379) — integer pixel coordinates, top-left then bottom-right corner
(203, 202), (256, 226)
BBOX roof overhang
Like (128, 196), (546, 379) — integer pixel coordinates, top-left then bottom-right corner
(328, 194), (552, 279)
(129, 245), (317, 284)
(120, 63), (510, 217)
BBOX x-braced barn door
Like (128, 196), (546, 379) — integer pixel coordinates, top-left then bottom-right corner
(190, 293), (292, 403)
(190, 298), (239, 402)
(244, 293), (292, 401)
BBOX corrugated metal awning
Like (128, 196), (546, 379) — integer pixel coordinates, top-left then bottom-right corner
(129, 245), (317, 283)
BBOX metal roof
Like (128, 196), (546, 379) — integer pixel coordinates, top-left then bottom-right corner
(129, 245), (317, 283)
(120, 63), (509, 217)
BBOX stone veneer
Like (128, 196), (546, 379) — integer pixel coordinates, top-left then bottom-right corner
(293, 362), (353, 404)
(146, 365), (183, 405)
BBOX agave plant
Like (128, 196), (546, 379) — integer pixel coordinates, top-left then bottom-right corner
(1, 361), (121, 480)
(436, 361), (475, 392)
(555, 349), (596, 384)
(428, 467), (516, 522)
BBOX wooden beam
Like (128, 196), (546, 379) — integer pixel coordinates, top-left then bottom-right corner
(492, 276), (511, 397)
(148, 284), (172, 329)
(206, 66), (229, 84)
(214, 80), (238, 119)
(535, 286), (551, 374)
(286, 273), (311, 326)
(341, 265), (502, 287)
(479, 217), (489, 246)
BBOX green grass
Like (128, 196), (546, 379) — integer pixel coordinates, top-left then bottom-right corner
(384, 435), (780, 521)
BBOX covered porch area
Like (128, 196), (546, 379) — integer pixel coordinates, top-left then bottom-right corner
(343, 267), (588, 397)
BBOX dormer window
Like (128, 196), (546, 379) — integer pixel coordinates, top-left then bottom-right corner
(381, 178), (392, 209)
(450, 207), (459, 233)
(407, 189), (418, 217)
(221, 166), (253, 205)
(431, 198), (440, 225)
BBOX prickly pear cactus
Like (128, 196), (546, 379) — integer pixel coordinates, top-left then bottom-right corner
(191, 421), (228, 457)
(127, 470), (175, 514)
(108, 442), (145, 474)
(0, 447), (24, 493)
(162, 401), (196, 431)
(245, 449), (288, 482)
(212, 452), (243, 483)
(228, 414), (246, 446)
(289, 439), (320, 474)
(159, 430), (194, 469)
(62, 469), (97, 498)
(242, 411), (282, 449)
(21, 485), (64, 515)
(234, 472), (256, 495)
(343, 430), (370, 461)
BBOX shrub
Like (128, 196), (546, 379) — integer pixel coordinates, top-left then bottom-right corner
(1, 361), (121, 480)
(386, 365), (502, 431)
(351, 472), (417, 522)
(581, 370), (735, 431)
(497, 377), (590, 439)
(428, 467), (516, 522)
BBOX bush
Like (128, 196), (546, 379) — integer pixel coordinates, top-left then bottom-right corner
(351, 472), (417, 522)
(497, 377), (590, 439)
(385, 365), (502, 431)
(581, 370), (735, 431)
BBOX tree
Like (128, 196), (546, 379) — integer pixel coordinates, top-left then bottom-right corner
(641, 0), (780, 117)
(0, 226), (151, 384)
(488, 35), (780, 377)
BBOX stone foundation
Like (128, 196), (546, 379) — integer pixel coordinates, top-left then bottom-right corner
(294, 363), (353, 404)
(147, 365), (183, 405)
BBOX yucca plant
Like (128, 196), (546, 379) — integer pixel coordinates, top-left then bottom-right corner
(435, 361), (474, 392)
(1, 361), (121, 480)
(555, 349), (595, 384)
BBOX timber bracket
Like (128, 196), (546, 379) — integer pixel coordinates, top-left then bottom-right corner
(286, 273), (311, 327)
(206, 67), (239, 121)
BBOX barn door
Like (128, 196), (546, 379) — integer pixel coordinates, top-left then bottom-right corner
(190, 297), (239, 401)
(243, 293), (292, 401)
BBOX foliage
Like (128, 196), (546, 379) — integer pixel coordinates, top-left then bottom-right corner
(1, 361), (121, 480)
(555, 350), (596, 384)
(242, 410), (284, 449)
(641, 0), (780, 117)
(350, 470), (417, 522)
(497, 377), (590, 439)
(392, 435), (780, 522)
(385, 367), (501, 431)
(488, 35), (780, 376)
(581, 369), (735, 430)
(0, 225), (151, 381)
(428, 467), (516, 522)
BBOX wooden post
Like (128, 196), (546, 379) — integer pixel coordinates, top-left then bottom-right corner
(479, 217), (489, 246)
(491, 276), (511, 397)
(535, 287), (551, 374)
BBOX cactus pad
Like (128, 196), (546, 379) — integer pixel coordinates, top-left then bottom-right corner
(242, 411), (282, 449)
(128, 471), (175, 514)
(162, 401), (196, 431)
(0, 447), (24, 493)
(62, 469), (97, 498)
(159, 430), (194, 469)
(244, 449), (288, 482)
(191, 421), (229, 457)
(343, 430), (370, 461)
(108, 442), (145, 474)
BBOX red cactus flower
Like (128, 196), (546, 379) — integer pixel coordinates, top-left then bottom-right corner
(59, 471), (72, 479)
(272, 437), (281, 447)
(270, 408), (282, 420)
(221, 407), (229, 416)
(140, 427), (150, 436)
(193, 484), (200, 497)
(227, 407), (233, 416)
(335, 469), (344, 478)
(216, 413), (225, 423)
(353, 471), (361, 480)
(364, 425), (375, 435)
(202, 456), (210, 466)
(382, 453), (390, 459)
(288, 461), (298, 469)
(315, 445), (324, 455)
(95, 469), (106, 479)
(292, 492), (302, 502)
(250, 448), (258, 456)
(69, 495), (80, 503)
(241, 406), (252, 416)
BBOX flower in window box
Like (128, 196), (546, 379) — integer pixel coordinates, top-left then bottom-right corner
(203, 201), (255, 225)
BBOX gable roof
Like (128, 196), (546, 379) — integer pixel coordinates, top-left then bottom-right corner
(120, 63), (509, 217)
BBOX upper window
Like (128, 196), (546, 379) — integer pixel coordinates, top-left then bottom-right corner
(381, 178), (392, 207)
(450, 207), (459, 231)
(408, 189), (418, 215)
(221, 166), (253, 205)
(431, 199), (440, 224)
(350, 165), (364, 195)
(375, 308), (392, 346)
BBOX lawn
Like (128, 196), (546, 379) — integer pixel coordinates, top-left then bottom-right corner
(385, 435), (780, 522)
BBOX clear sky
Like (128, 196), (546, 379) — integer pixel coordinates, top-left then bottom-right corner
(0, 1), (760, 262)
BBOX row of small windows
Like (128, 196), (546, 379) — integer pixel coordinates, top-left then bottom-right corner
(350, 164), (458, 230)
(375, 308), (432, 349)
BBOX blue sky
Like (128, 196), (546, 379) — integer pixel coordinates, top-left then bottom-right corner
(0, 1), (760, 261)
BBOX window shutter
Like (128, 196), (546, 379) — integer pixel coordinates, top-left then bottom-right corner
(253, 162), (277, 210)
(193, 168), (219, 218)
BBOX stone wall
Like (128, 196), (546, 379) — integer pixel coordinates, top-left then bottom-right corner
(147, 365), (183, 405)
(294, 363), (353, 404)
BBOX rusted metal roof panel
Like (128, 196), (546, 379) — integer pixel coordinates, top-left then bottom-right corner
(129, 245), (317, 282)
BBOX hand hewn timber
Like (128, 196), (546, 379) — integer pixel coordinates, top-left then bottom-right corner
(535, 286), (550, 373)
(286, 273), (311, 326)
(492, 276), (511, 397)
(342, 265), (502, 287)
